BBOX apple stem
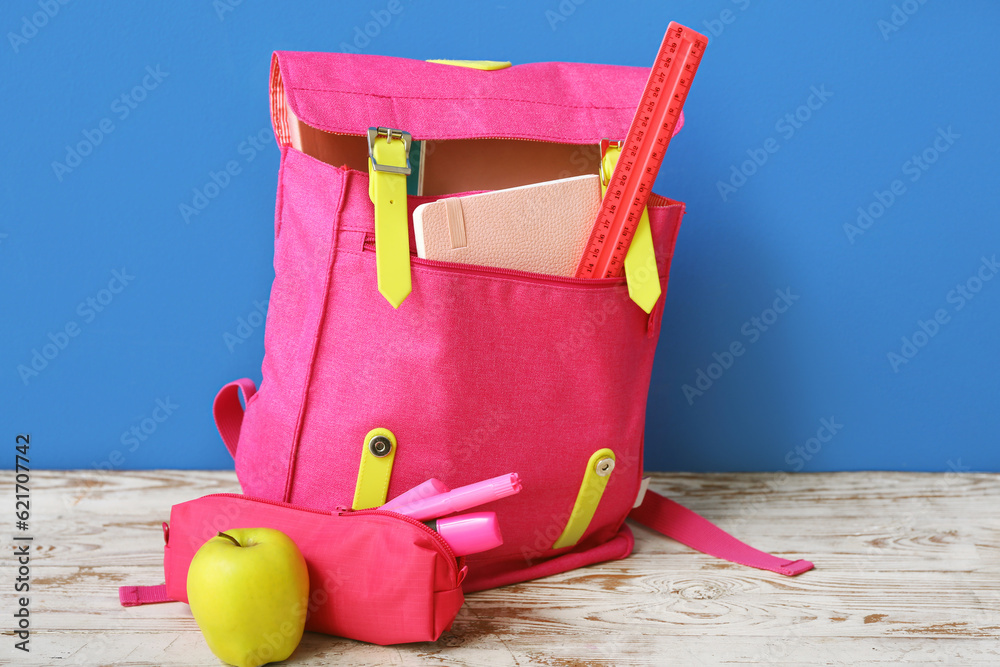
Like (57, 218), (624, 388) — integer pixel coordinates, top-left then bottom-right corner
(217, 531), (241, 547)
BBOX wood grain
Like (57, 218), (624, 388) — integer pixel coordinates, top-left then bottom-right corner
(3, 470), (998, 665)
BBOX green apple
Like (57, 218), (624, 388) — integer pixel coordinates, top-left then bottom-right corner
(187, 528), (309, 667)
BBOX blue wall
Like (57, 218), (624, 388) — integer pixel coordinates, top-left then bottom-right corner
(3, 1), (997, 472)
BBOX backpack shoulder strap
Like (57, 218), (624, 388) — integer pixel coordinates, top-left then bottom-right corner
(629, 490), (814, 576)
(212, 379), (257, 458)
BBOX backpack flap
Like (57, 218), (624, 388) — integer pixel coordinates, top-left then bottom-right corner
(269, 51), (685, 195)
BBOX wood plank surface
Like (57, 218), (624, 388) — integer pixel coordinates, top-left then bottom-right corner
(3, 470), (998, 665)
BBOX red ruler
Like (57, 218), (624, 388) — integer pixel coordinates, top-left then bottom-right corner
(575, 22), (708, 279)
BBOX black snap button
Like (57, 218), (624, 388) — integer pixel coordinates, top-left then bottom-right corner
(368, 435), (393, 458)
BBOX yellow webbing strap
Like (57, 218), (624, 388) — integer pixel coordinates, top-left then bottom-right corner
(552, 448), (616, 549)
(352, 428), (398, 510)
(601, 145), (661, 314)
(368, 129), (412, 308)
(426, 59), (511, 70)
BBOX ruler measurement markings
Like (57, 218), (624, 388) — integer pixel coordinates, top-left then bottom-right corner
(576, 23), (708, 279)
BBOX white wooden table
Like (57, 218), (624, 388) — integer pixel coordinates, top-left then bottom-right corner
(5, 470), (999, 665)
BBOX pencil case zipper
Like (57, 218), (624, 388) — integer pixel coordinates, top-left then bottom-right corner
(202, 493), (459, 573)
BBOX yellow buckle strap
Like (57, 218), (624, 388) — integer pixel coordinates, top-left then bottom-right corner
(552, 448), (616, 549)
(601, 142), (662, 314)
(367, 127), (413, 309)
(352, 428), (399, 510)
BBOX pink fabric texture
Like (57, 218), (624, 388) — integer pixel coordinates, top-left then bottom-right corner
(161, 494), (465, 645)
(270, 51), (682, 144)
(232, 52), (687, 591)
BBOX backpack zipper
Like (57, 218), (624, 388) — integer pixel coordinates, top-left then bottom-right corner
(309, 127), (582, 145)
(362, 237), (628, 288)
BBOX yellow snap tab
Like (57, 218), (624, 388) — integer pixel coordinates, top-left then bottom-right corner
(426, 59), (512, 71)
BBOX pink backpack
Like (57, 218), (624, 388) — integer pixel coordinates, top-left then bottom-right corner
(212, 51), (813, 592)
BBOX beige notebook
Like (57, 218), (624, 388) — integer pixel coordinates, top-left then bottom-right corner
(412, 175), (602, 277)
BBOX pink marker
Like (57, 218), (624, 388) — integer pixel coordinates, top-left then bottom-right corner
(381, 478), (450, 511)
(389, 472), (522, 521)
(425, 512), (503, 556)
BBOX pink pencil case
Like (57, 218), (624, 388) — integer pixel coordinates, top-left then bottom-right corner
(122, 493), (466, 645)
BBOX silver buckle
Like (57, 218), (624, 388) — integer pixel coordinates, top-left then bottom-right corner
(367, 127), (413, 175)
(599, 138), (624, 187)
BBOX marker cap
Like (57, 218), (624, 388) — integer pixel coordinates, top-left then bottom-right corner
(431, 511), (503, 556)
(390, 472), (522, 521)
(381, 478), (450, 511)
